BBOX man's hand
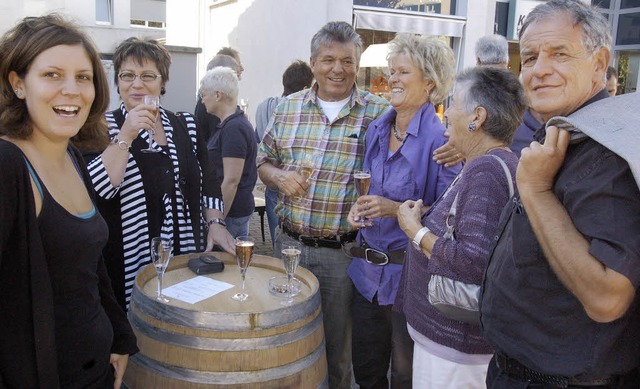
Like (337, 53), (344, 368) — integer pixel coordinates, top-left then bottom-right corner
(276, 170), (310, 197)
(517, 126), (570, 196)
(110, 353), (129, 389)
(433, 142), (464, 167)
(205, 223), (235, 254)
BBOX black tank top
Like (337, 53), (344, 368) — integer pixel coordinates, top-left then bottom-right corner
(26, 157), (113, 388)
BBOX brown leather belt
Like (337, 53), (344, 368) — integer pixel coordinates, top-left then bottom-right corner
(281, 224), (357, 249)
(349, 241), (405, 266)
(495, 352), (618, 387)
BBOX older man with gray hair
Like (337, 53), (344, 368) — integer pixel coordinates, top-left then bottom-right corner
(475, 34), (509, 68)
(258, 21), (389, 388)
(481, 0), (640, 387)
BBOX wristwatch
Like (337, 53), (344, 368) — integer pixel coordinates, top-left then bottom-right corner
(207, 218), (226, 228)
(412, 227), (430, 250)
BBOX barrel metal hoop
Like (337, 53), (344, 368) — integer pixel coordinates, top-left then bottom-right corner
(129, 340), (326, 384)
(130, 307), (324, 351)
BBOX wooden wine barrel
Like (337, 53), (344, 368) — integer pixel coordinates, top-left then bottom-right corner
(124, 253), (328, 388)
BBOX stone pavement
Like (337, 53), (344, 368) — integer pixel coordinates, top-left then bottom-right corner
(248, 204), (274, 257)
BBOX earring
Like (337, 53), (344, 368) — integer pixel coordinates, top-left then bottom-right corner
(160, 86), (166, 95)
(468, 122), (477, 132)
(15, 89), (23, 98)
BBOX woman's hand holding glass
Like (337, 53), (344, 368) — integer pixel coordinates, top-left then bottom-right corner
(117, 99), (160, 148)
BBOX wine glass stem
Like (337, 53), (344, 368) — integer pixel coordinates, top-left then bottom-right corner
(287, 273), (293, 301)
(241, 270), (246, 293)
(148, 130), (154, 149)
(157, 273), (163, 299)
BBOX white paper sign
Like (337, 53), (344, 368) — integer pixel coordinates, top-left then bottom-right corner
(162, 276), (233, 304)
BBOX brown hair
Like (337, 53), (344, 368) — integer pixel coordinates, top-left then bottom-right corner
(0, 13), (109, 148)
(112, 37), (171, 89)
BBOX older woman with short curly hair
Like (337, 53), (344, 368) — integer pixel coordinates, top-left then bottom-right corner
(346, 33), (460, 388)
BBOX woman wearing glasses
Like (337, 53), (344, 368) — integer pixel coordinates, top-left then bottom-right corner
(83, 37), (234, 310)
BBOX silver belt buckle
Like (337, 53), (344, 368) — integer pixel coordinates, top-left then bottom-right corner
(365, 248), (389, 266)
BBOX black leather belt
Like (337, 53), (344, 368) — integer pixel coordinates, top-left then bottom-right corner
(349, 241), (405, 265)
(281, 224), (357, 249)
(495, 352), (617, 387)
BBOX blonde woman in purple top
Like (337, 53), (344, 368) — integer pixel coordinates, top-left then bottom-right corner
(396, 67), (526, 388)
(346, 33), (459, 388)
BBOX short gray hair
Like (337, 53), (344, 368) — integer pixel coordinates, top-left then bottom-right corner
(475, 34), (509, 66)
(387, 33), (455, 104)
(519, 0), (611, 53)
(200, 66), (238, 102)
(206, 54), (239, 71)
(310, 21), (362, 63)
(455, 67), (526, 144)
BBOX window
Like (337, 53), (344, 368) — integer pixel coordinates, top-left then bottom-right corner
(617, 12), (640, 45)
(96, 0), (112, 24)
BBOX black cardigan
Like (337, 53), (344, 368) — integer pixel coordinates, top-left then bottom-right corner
(0, 139), (138, 388)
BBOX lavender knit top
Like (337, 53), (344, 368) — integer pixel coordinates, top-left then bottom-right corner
(394, 149), (518, 355)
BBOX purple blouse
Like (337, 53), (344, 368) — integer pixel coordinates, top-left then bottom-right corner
(347, 103), (460, 305)
(395, 149), (518, 354)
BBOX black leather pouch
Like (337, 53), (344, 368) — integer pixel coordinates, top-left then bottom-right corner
(188, 255), (225, 275)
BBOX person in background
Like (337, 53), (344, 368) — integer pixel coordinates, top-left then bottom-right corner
(257, 21), (389, 388)
(475, 34), (509, 68)
(85, 37), (234, 309)
(200, 66), (258, 238)
(396, 67), (526, 388)
(606, 65), (618, 96)
(0, 14), (138, 388)
(255, 60), (314, 245)
(481, 1), (640, 387)
(194, 53), (240, 142)
(346, 33), (459, 389)
(217, 46), (244, 80)
(432, 34), (510, 169)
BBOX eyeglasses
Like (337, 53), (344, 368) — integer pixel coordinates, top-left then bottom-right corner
(118, 72), (162, 82)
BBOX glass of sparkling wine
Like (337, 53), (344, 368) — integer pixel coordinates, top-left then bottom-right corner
(354, 169), (372, 226)
(232, 236), (255, 302)
(141, 95), (160, 153)
(291, 154), (316, 203)
(281, 241), (302, 306)
(150, 237), (172, 302)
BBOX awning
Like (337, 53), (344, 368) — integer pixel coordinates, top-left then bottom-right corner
(360, 43), (390, 68)
(353, 5), (466, 38)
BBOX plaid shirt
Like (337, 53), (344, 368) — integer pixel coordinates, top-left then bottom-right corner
(257, 85), (389, 237)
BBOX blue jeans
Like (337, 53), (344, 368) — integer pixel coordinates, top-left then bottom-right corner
(225, 214), (251, 238)
(274, 226), (355, 389)
(265, 187), (279, 247)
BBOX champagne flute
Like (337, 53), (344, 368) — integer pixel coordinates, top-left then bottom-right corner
(150, 237), (172, 302)
(354, 169), (372, 227)
(291, 153), (316, 204)
(281, 241), (302, 306)
(141, 95), (160, 153)
(232, 235), (254, 302)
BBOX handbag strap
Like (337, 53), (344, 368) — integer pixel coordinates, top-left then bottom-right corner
(443, 154), (513, 240)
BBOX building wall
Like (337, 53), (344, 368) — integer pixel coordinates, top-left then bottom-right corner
(194, 0), (353, 124)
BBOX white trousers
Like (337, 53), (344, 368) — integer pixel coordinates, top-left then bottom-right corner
(412, 341), (490, 389)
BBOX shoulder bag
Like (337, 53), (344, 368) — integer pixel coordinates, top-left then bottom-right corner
(427, 154), (514, 324)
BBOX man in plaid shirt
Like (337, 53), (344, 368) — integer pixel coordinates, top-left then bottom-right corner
(257, 21), (389, 389)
